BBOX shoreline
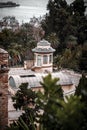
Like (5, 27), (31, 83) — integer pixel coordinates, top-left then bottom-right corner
(0, 2), (20, 8)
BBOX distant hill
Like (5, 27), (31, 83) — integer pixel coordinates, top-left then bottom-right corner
(0, 1), (20, 8)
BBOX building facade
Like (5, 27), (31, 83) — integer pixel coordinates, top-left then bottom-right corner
(8, 39), (80, 123)
(0, 48), (9, 130)
(32, 39), (55, 72)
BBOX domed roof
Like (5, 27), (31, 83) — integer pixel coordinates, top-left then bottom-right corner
(0, 48), (8, 54)
(32, 39), (55, 53)
(32, 47), (55, 53)
(37, 39), (51, 46)
(9, 72), (73, 89)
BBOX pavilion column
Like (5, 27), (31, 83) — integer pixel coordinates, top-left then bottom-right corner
(34, 54), (37, 66)
(48, 54), (49, 64)
(41, 55), (43, 66)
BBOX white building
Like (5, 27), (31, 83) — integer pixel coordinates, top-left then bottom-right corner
(9, 39), (79, 96)
(8, 39), (82, 123)
(32, 39), (55, 72)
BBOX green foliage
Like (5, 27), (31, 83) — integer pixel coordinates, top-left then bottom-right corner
(0, 19), (37, 66)
(17, 116), (36, 130)
(37, 74), (85, 130)
(12, 83), (37, 110)
(57, 95), (84, 130)
(42, 0), (87, 46)
(75, 74), (87, 102)
(65, 35), (77, 49)
(40, 74), (63, 99)
(79, 43), (87, 71)
(75, 74), (87, 130)
(6, 122), (20, 130)
(9, 83), (38, 130)
(54, 45), (84, 71)
(37, 74), (63, 130)
(41, 0), (87, 72)
(0, 0), (86, 72)
(46, 33), (60, 49)
(42, 0), (73, 41)
(0, 29), (15, 49)
(18, 117), (29, 130)
(7, 116), (36, 130)
(7, 74), (87, 130)
(70, 0), (86, 16)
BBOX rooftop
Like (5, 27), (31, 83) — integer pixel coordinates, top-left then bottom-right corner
(9, 68), (81, 90)
(0, 48), (8, 53)
(32, 47), (55, 53)
(8, 68), (81, 122)
(37, 39), (51, 46)
(32, 39), (55, 53)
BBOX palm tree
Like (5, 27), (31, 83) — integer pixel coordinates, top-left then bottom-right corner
(46, 33), (60, 49)
(8, 43), (24, 66)
(65, 35), (77, 49)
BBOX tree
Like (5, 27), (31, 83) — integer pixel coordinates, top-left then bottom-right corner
(65, 35), (77, 49)
(0, 29), (15, 49)
(79, 43), (87, 71)
(72, 12), (87, 44)
(75, 74), (87, 130)
(6, 116), (36, 130)
(37, 74), (85, 130)
(46, 33), (60, 49)
(41, 0), (87, 46)
(70, 0), (86, 16)
(8, 43), (24, 66)
(7, 74), (87, 130)
(70, 0), (87, 44)
(37, 74), (63, 130)
(8, 83), (39, 130)
(57, 95), (84, 130)
(0, 16), (19, 32)
(54, 49), (72, 69)
(75, 74), (87, 102)
(41, 0), (75, 43)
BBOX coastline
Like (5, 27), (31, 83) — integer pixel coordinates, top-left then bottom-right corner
(0, 2), (20, 8)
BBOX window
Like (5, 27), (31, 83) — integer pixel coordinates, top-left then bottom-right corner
(20, 75), (36, 78)
(37, 55), (41, 66)
(43, 55), (48, 64)
(49, 54), (52, 63)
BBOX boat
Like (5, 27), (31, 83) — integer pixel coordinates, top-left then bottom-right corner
(0, 1), (20, 8)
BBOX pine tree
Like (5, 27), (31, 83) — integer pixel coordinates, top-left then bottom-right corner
(70, 0), (86, 16)
(75, 74), (87, 130)
(37, 74), (63, 130)
(75, 74), (87, 102)
(37, 74), (85, 130)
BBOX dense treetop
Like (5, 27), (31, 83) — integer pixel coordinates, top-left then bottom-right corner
(0, 0), (87, 72)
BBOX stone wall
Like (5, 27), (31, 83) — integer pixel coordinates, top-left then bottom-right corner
(0, 49), (9, 130)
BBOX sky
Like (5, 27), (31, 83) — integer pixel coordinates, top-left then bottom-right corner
(0, 0), (75, 7)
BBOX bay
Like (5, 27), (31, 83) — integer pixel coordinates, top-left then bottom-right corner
(0, 6), (47, 24)
(0, 0), (49, 24)
(1, 0), (85, 24)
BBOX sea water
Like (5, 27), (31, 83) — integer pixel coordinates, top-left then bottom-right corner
(0, 0), (48, 24)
